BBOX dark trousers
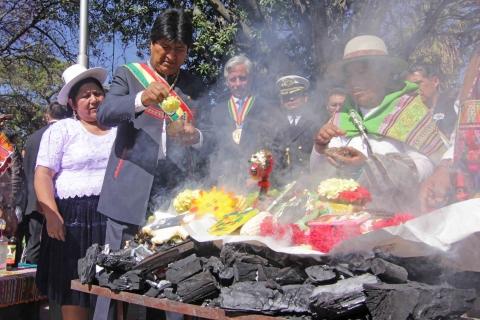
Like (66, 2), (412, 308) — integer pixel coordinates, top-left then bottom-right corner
(23, 211), (44, 264)
(93, 217), (139, 320)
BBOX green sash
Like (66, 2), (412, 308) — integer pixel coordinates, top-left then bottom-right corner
(333, 82), (447, 161)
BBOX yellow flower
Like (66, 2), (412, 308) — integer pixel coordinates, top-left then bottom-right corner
(190, 187), (238, 219)
(161, 96), (180, 113)
(173, 189), (200, 213)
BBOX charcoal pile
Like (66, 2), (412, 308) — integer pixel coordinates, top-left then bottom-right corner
(78, 241), (478, 319)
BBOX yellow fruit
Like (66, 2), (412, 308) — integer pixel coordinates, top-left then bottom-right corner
(161, 96), (180, 113)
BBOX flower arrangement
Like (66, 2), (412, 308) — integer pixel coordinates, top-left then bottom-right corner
(173, 189), (200, 213)
(259, 216), (304, 244)
(189, 187), (238, 219)
(249, 149), (274, 195)
(317, 178), (371, 205)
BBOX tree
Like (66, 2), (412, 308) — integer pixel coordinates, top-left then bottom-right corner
(0, 0), (73, 145)
(1, 0), (480, 145)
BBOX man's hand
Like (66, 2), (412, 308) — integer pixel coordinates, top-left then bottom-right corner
(45, 211), (66, 241)
(325, 146), (366, 168)
(168, 119), (200, 146)
(141, 82), (169, 106)
(419, 161), (452, 213)
(314, 122), (345, 153)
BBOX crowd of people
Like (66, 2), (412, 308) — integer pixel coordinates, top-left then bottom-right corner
(0, 7), (473, 320)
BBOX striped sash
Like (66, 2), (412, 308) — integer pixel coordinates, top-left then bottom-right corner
(124, 62), (193, 121)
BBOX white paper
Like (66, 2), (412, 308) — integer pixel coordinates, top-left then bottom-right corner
(186, 199), (480, 271)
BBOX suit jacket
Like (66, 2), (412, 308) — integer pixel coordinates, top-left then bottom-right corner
(271, 108), (317, 184)
(206, 95), (276, 187)
(97, 64), (206, 226)
(23, 125), (50, 215)
(433, 92), (457, 138)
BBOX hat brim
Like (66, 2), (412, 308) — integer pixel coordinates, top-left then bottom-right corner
(57, 67), (107, 105)
(327, 55), (407, 83)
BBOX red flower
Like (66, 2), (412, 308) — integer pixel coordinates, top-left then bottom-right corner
(259, 216), (275, 236)
(289, 224), (307, 245)
(308, 221), (361, 252)
(372, 213), (414, 230)
(337, 187), (371, 204)
(274, 224), (288, 240)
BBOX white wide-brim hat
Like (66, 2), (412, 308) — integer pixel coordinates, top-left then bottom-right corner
(57, 64), (107, 105)
(327, 35), (407, 82)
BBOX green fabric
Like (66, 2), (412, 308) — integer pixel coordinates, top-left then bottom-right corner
(338, 81), (418, 137)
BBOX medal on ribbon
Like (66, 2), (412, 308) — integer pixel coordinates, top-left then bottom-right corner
(228, 96), (255, 144)
(232, 128), (242, 144)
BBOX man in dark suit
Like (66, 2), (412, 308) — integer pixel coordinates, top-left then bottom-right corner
(271, 75), (317, 185)
(21, 102), (72, 264)
(94, 9), (206, 320)
(208, 55), (275, 190)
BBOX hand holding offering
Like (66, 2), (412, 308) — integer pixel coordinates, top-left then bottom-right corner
(325, 146), (366, 168)
(167, 118), (200, 146)
(141, 82), (169, 106)
(314, 122), (345, 153)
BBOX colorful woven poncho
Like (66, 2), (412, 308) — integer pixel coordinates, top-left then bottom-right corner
(333, 81), (447, 161)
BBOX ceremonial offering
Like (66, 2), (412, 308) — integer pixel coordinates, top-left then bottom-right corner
(189, 187), (239, 219)
(161, 96), (180, 114)
(157, 177), (409, 253)
(317, 178), (371, 209)
(324, 147), (358, 159)
(249, 149), (274, 196)
(208, 208), (259, 236)
(173, 189), (200, 213)
(239, 211), (272, 236)
(141, 211), (190, 245)
(166, 119), (184, 136)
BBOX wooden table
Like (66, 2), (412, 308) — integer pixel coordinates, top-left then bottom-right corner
(71, 280), (282, 320)
(0, 268), (45, 308)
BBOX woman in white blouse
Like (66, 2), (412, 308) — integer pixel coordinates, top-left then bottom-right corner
(34, 64), (116, 320)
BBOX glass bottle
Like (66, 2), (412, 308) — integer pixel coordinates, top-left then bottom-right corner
(0, 219), (8, 274)
(6, 236), (16, 269)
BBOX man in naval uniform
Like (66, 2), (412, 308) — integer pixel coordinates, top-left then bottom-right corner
(271, 75), (317, 184)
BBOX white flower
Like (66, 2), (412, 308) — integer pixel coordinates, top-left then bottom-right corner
(317, 178), (359, 200)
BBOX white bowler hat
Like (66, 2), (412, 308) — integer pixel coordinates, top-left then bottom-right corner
(57, 64), (107, 105)
(328, 35), (407, 80)
(276, 75), (310, 95)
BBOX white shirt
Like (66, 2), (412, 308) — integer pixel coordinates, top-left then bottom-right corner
(310, 106), (434, 182)
(287, 115), (301, 126)
(36, 118), (117, 199)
